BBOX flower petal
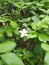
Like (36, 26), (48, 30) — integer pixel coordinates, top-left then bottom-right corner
(19, 30), (23, 33)
(23, 29), (28, 33)
(21, 34), (25, 38)
(24, 34), (28, 36)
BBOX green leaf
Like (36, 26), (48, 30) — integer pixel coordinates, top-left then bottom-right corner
(47, 9), (49, 14)
(41, 43), (49, 51)
(0, 17), (8, 23)
(33, 43), (43, 54)
(0, 60), (2, 65)
(1, 53), (24, 65)
(32, 16), (39, 22)
(18, 17), (31, 22)
(0, 33), (4, 41)
(44, 52), (49, 65)
(35, 21), (42, 30)
(31, 23), (36, 30)
(6, 31), (13, 37)
(5, 26), (13, 37)
(0, 40), (16, 53)
(42, 16), (49, 24)
(40, 23), (48, 29)
(31, 21), (41, 30)
(10, 20), (17, 28)
(38, 33), (49, 42)
(28, 31), (37, 38)
(9, 1), (22, 9)
(0, 59), (5, 65)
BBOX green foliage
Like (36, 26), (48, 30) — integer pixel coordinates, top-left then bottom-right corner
(0, 0), (49, 65)
(0, 40), (16, 53)
(41, 43), (49, 65)
(1, 53), (24, 65)
(41, 43), (49, 51)
(44, 52), (49, 65)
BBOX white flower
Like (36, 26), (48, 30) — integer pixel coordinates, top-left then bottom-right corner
(19, 28), (28, 38)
